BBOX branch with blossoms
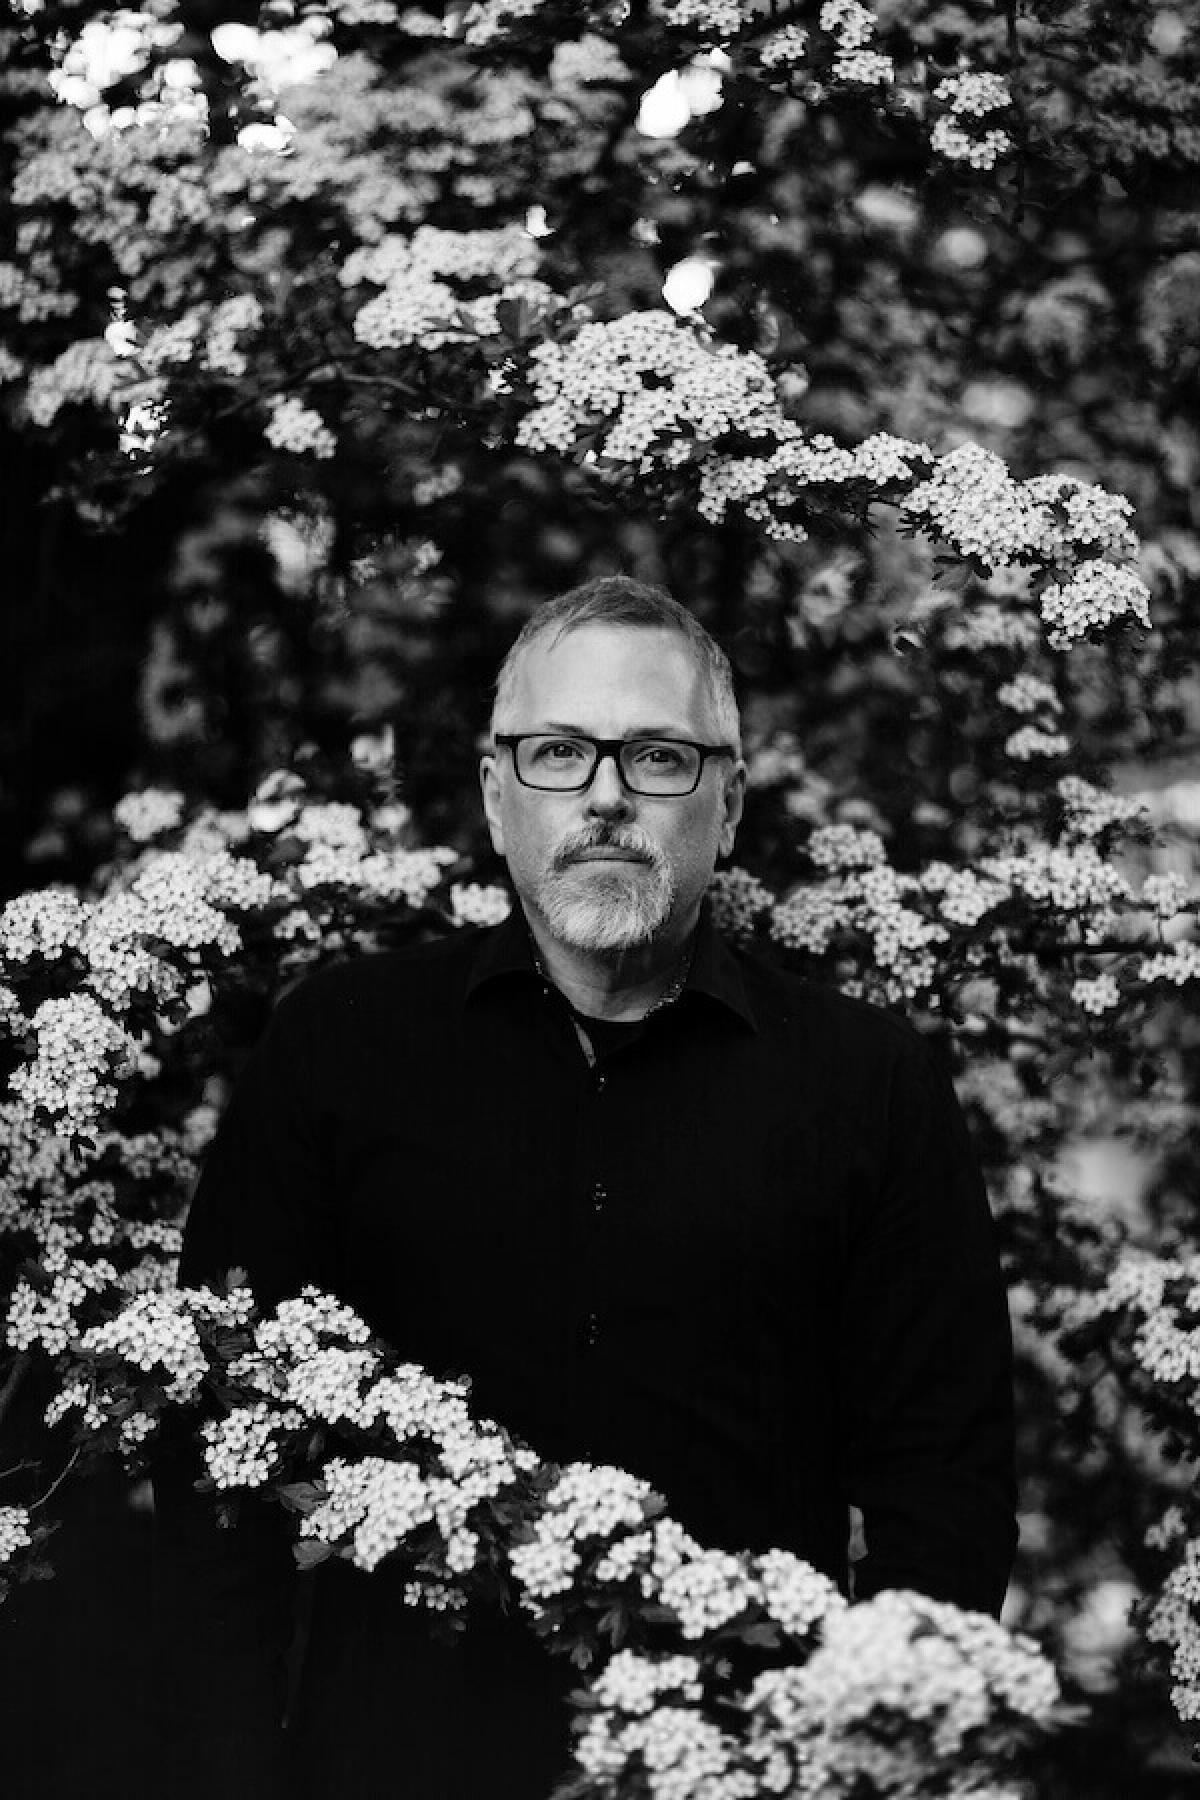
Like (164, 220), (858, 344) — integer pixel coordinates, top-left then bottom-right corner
(1041, 1252), (1200, 1738)
(0, 1267), (1060, 1797)
(1, 760), (1195, 1165)
(2, 8), (1157, 652)
(22, 243), (1157, 658)
(28, 0), (1022, 179)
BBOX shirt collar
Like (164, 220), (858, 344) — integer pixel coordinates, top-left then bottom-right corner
(464, 892), (758, 1032)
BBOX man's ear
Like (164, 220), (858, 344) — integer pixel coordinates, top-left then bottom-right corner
(717, 761), (746, 862)
(479, 753), (506, 857)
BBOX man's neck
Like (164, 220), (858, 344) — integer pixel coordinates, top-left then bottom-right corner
(523, 903), (701, 1022)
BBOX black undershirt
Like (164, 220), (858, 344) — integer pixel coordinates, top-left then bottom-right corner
(566, 1005), (648, 1059)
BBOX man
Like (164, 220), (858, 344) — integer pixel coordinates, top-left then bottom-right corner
(155, 576), (1017, 1799)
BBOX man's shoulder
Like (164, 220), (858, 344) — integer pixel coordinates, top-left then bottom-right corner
(274, 926), (494, 1023)
(733, 943), (934, 1068)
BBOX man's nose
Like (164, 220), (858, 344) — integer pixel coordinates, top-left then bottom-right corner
(585, 750), (634, 818)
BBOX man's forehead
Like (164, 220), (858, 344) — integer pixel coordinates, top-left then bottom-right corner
(514, 623), (708, 712)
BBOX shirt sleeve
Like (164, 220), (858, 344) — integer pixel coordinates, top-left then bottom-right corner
(839, 1038), (1018, 1618)
(151, 977), (335, 1797)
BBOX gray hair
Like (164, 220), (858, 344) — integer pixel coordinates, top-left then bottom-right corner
(489, 576), (742, 754)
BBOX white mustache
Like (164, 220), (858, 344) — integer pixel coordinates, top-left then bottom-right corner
(555, 831), (661, 870)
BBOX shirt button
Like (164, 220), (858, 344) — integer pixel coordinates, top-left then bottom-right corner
(596, 1072), (607, 1093)
(592, 1183), (607, 1213)
(584, 1312), (600, 1347)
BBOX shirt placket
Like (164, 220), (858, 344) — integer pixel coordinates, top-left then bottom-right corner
(574, 1035), (616, 1460)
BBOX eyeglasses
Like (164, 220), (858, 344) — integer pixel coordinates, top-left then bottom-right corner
(494, 733), (737, 797)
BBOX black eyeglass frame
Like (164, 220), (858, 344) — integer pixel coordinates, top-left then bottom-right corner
(494, 732), (738, 797)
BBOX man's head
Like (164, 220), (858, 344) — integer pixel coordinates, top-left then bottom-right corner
(480, 577), (745, 957)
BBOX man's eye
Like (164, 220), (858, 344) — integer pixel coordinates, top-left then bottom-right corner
(632, 743), (686, 769)
(534, 739), (586, 763)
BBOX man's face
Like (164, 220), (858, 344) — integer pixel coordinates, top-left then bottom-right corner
(480, 623), (745, 955)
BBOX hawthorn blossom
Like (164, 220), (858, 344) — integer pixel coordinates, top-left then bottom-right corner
(0, 889), (88, 964)
(449, 882), (512, 928)
(202, 1402), (287, 1488)
(1072, 974), (1121, 1015)
(516, 311), (779, 466)
(0, 1507), (32, 1565)
(1041, 561), (1152, 647)
(301, 1455), (435, 1570)
(80, 1290), (208, 1400)
(658, 1547), (756, 1638)
(264, 397), (337, 459)
(744, 1589), (1058, 1777)
(9, 996), (134, 1135)
(6, 1259), (119, 1356)
(1141, 942), (1200, 985)
(707, 867), (772, 944)
(113, 788), (186, 842)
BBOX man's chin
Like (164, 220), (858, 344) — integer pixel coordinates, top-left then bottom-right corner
(554, 917), (662, 955)
(535, 878), (673, 955)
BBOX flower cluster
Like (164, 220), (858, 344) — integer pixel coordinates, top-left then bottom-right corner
(6, 1259), (119, 1357)
(0, 1507), (32, 1566)
(264, 396), (337, 459)
(510, 1463), (660, 1609)
(1140, 942), (1200, 987)
(900, 446), (1140, 577)
(1054, 1254), (1200, 1723)
(516, 311), (780, 467)
(707, 867), (773, 944)
(449, 882), (512, 928)
(0, 889), (88, 965)
(758, 25), (808, 70)
(1057, 775), (1150, 843)
(0, 778), (470, 1139)
(8, 996), (134, 1137)
(569, 1587), (1053, 1798)
(347, 224), (542, 351)
(1041, 561), (1153, 648)
(930, 73), (1013, 169)
(741, 1590), (1058, 1791)
(78, 1289), (208, 1399)
(302, 1456), (436, 1571)
(113, 788), (186, 843)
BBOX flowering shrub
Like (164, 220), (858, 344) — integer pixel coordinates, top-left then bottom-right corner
(0, 714), (1196, 1786)
(3, 1262), (1058, 1795)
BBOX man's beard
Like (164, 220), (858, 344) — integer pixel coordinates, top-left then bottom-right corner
(533, 826), (676, 954)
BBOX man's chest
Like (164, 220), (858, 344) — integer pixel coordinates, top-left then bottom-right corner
(314, 999), (874, 1358)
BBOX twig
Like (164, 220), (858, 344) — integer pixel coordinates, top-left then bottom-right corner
(31, 1443), (85, 1515)
(1002, 0), (1027, 231)
(0, 1352), (30, 1433)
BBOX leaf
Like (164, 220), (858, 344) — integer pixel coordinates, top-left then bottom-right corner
(276, 1481), (326, 1514)
(294, 1539), (333, 1570)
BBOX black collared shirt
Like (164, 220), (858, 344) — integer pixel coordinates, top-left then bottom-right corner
(158, 901), (1017, 1799)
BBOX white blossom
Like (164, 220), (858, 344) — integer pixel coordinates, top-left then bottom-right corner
(264, 397), (337, 459)
(81, 1291), (208, 1400)
(1041, 561), (1152, 648)
(450, 883), (512, 928)
(1072, 973), (1121, 1015)
(302, 1455), (434, 1571)
(113, 789), (186, 843)
(0, 1506), (32, 1565)
(202, 1402), (285, 1488)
